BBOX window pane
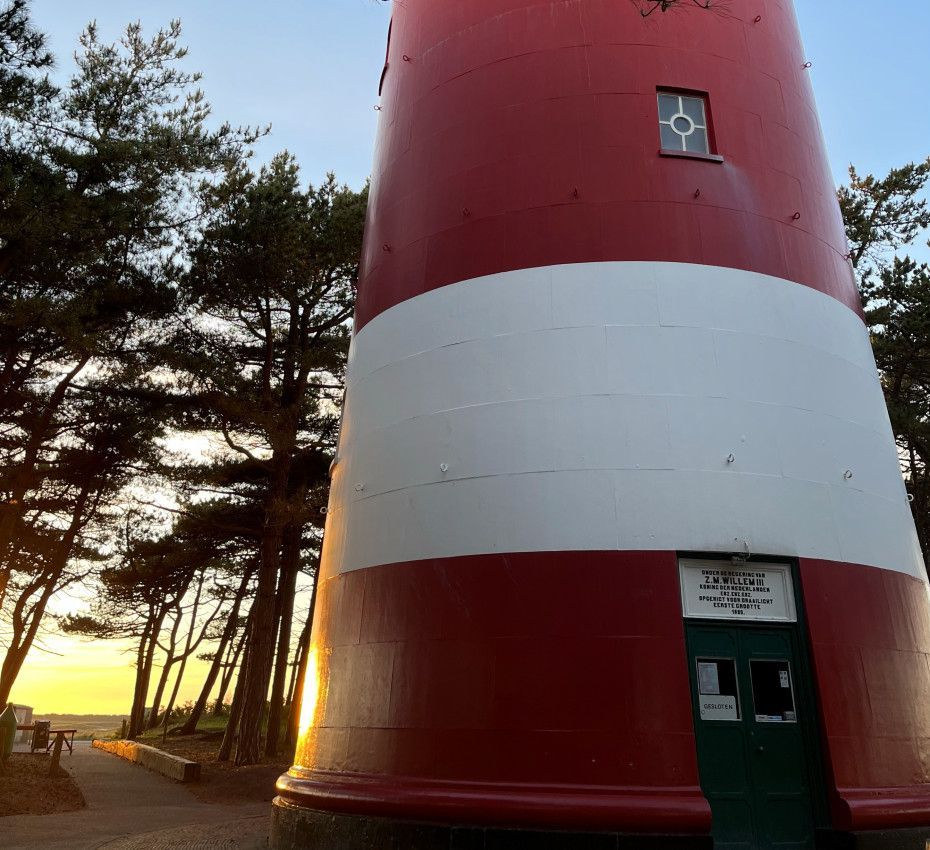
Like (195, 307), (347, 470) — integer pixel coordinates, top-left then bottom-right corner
(681, 95), (706, 126)
(697, 658), (740, 721)
(685, 127), (709, 154)
(750, 660), (797, 723)
(658, 93), (679, 122)
(660, 123), (683, 150)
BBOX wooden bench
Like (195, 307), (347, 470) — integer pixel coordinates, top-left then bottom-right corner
(48, 729), (76, 754)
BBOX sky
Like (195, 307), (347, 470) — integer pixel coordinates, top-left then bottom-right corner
(13, 0), (930, 715)
(34, 0), (393, 190)
(28, 0), (930, 189)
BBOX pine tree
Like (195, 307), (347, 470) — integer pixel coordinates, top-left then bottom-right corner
(840, 159), (930, 564)
(0, 0), (53, 114)
(162, 156), (367, 765)
(0, 10), (259, 700)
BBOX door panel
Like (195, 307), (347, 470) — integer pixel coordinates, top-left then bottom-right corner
(686, 624), (818, 850)
(743, 630), (815, 850)
(687, 627), (755, 850)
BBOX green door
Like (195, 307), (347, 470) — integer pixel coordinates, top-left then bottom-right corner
(686, 624), (818, 850)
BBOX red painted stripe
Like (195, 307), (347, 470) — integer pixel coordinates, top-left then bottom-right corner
(291, 551), (708, 832)
(288, 553), (930, 831)
(357, 1), (858, 330)
(800, 559), (930, 829)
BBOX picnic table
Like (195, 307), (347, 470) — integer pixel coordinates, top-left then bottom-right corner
(16, 724), (76, 753)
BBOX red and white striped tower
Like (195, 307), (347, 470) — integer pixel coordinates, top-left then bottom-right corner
(273, 2), (930, 847)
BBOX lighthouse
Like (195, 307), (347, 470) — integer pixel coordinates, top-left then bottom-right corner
(273, 2), (930, 848)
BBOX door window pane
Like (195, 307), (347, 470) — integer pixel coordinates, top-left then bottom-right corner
(750, 660), (797, 723)
(696, 658), (740, 721)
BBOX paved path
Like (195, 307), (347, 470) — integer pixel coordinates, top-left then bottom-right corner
(3, 742), (269, 849)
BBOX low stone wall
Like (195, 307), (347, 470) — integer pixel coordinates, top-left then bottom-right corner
(92, 738), (200, 783)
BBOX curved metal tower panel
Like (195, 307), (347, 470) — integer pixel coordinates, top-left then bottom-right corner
(273, 2), (930, 847)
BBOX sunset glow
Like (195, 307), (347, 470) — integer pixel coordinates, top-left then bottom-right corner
(10, 634), (213, 715)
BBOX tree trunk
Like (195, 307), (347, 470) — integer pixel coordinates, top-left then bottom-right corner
(146, 657), (175, 730)
(284, 609), (313, 751)
(180, 568), (251, 735)
(214, 620), (247, 716)
(146, 604), (183, 730)
(0, 643), (29, 706)
(179, 625), (232, 735)
(264, 522), (302, 756)
(0, 486), (91, 704)
(162, 581), (203, 725)
(128, 638), (151, 739)
(0, 356), (90, 574)
(286, 555), (321, 751)
(234, 461), (290, 765)
(162, 575), (224, 726)
(285, 618), (306, 709)
(0, 581), (56, 703)
(127, 617), (154, 739)
(129, 608), (166, 739)
(163, 655), (188, 727)
(218, 614), (253, 762)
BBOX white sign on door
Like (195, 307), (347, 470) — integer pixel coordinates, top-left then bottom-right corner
(699, 695), (739, 721)
(698, 662), (721, 696)
(679, 560), (797, 623)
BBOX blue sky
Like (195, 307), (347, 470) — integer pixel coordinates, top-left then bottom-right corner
(34, 0), (391, 189)
(32, 1), (930, 196)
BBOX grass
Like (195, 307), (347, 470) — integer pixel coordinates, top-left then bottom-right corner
(137, 711), (229, 743)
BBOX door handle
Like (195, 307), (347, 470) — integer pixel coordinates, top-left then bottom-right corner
(756, 746), (765, 754)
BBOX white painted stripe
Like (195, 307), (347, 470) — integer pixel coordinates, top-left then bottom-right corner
(322, 262), (924, 579)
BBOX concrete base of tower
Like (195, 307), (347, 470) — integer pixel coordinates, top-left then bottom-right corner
(269, 799), (714, 850)
(270, 801), (930, 850)
(823, 828), (930, 849)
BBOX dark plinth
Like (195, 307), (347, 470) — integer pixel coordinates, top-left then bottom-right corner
(270, 799), (714, 850)
(819, 828), (930, 850)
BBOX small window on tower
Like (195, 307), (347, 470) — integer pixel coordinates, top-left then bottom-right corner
(658, 91), (713, 156)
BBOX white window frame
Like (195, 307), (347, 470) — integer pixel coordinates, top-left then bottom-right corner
(658, 92), (711, 155)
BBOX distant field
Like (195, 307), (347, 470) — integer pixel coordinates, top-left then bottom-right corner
(33, 714), (128, 740)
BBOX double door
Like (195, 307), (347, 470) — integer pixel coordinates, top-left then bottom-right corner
(686, 624), (823, 850)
